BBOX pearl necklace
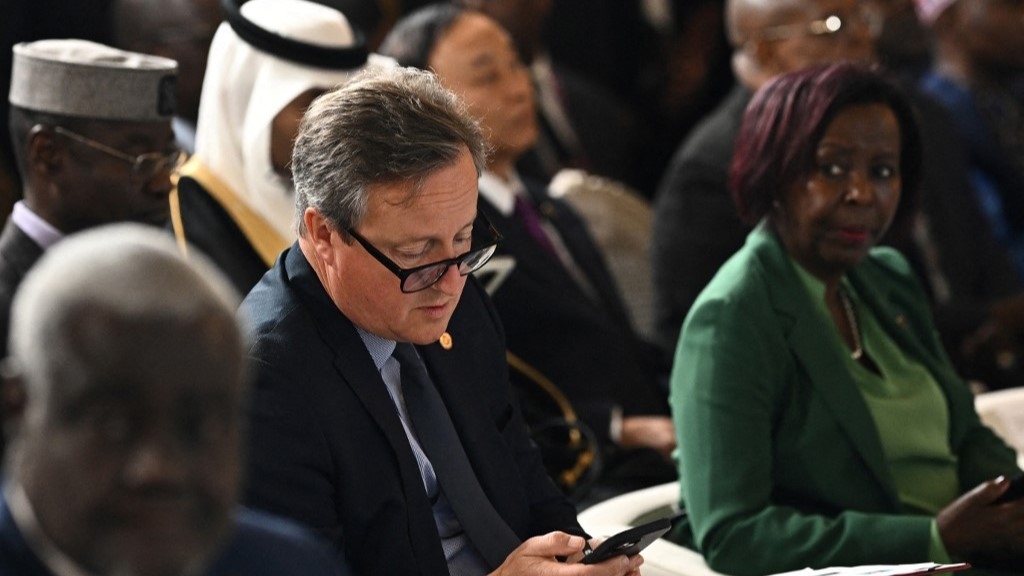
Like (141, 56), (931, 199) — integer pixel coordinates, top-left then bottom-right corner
(839, 290), (863, 360)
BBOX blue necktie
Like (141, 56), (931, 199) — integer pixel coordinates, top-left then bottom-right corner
(392, 343), (521, 568)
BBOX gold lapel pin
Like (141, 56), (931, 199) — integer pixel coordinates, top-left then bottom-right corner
(439, 332), (453, 350)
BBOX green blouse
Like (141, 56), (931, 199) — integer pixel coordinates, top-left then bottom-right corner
(793, 261), (956, 561)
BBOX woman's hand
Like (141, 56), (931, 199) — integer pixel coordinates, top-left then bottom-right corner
(937, 476), (1024, 567)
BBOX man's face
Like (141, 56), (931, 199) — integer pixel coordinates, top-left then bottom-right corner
(317, 147), (480, 345)
(53, 119), (177, 232)
(761, 0), (876, 74)
(14, 312), (243, 576)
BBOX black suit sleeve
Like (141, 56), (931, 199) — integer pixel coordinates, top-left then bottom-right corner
(651, 148), (749, 360)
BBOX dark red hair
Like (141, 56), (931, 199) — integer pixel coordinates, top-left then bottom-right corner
(730, 63), (922, 231)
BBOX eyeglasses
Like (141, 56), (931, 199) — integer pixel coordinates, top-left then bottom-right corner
(53, 126), (185, 186)
(347, 214), (503, 293)
(751, 8), (880, 42)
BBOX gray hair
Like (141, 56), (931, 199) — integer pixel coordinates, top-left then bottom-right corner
(8, 223), (243, 405)
(291, 65), (488, 235)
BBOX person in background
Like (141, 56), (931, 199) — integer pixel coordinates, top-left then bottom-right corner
(1, 39), (182, 464)
(379, 4), (677, 502)
(241, 64), (644, 576)
(0, 223), (346, 576)
(671, 63), (1024, 575)
(867, 0), (932, 78)
(112, 0), (224, 153)
(653, 0), (1024, 393)
(172, 0), (385, 296)
(651, 0), (875, 363)
(916, 0), (1024, 279)
(457, 0), (645, 192)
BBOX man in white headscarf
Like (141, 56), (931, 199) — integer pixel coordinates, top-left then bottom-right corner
(171, 0), (389, 295)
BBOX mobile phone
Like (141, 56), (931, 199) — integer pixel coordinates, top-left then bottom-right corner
(993, 473), (1024, 504)
(580, 516), (673, 565)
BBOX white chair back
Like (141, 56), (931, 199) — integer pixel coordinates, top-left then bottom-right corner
(975, 387), (1024, 469)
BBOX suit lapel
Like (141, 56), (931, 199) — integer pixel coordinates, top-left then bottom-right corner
(479, 198), (584, 294)
(0, 219), (45, 284)
(282, 248), (446, 567)
(520, 182), (634, 331)
(752, 229), (900, 506)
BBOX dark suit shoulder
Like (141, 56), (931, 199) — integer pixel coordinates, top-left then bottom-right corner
(206, 508), (346, 576)
(0, 220), (44, 355)
(660, 85), (753, 191)
(0, 495), (52, 576)
(176, 176), (269, 297)
(650, 87), (754, 357)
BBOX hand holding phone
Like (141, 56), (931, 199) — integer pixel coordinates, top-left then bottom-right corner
(993, 474), (1024, 504)
(580, 516), (673, 565)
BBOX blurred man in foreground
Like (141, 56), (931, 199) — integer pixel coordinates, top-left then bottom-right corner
(0, 224), (345, 576)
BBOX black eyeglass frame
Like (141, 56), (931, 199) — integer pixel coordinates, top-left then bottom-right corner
(346, 213), (504, 293)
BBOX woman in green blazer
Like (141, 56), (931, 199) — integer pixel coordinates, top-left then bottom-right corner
(670, 63), (1024, 575)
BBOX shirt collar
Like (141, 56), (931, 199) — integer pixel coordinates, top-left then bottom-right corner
(477, 170), (525, 216)
(11, 201), (62, 250)
(355, 326), (397, 371)
(5, 483), (98, 576)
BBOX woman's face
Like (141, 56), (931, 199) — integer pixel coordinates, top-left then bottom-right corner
(773, 103), (902, 282)
(427, 12), (538, 167)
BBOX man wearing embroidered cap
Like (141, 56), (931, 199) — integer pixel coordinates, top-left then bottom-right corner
(0, 39), (183, 462)
(3, 39), (181, 313)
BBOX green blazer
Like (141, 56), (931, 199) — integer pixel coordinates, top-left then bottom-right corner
(670, 226), (1020, 575)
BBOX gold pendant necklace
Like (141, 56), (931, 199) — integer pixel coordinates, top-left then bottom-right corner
(839, 290), (863, 360)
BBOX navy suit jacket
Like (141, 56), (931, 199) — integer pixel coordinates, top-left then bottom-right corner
(0, 218), (44, 467)
(478, 183), (669, 445)
(0, 217), (43, 357)
(241, 245), (582, 576)
(0, 495), (345, 576)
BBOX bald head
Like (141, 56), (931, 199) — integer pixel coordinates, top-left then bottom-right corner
(726, 0), (805, 46)
(9, 223), (241, 397)
(726, 0), (875, 89)
(5, 223), (245, 576)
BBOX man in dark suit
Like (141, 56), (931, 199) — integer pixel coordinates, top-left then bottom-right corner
(0, 38), (182, 464)
(240, 66), (644, 576)
(2, 38), (182, 353)
(378, 6), (676, 502)
(0, 224), (345, 576)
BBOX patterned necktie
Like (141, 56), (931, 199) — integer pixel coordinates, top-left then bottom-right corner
(392, 343), (521, 568)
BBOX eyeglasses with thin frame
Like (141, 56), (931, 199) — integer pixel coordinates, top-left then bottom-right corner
(751, 8), (880, 42)
(346, 214), (503, 293)
(52, 126), (185, 186)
